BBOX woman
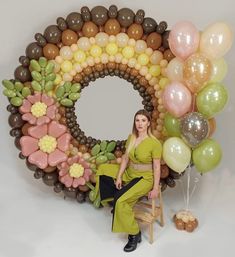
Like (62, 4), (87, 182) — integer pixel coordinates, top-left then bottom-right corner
(94, 109), (162, 252)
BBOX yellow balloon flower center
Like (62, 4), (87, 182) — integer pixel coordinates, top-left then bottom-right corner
(38, 135), (57, 154)
(31, 102), (47, 118)
(69, 163), (84, 178)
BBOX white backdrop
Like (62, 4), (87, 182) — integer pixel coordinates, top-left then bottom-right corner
(0, 1), (235, 257)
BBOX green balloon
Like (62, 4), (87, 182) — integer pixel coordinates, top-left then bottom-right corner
(196, 82), (228, 118)
(164, 113), (181, 137)
(192, 139), (222, 173)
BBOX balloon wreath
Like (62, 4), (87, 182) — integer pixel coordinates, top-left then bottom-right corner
(2, 5), (232, 206)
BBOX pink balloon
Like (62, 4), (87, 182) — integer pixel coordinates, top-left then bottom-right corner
(162, 82), (192, 117)
(169, 21), (200, 60)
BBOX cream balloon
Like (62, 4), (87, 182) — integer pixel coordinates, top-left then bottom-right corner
(116, 33), (129, 47)
(163, 137), (191, 173)
(77, 37), (91, 51)
(166, 58), (184, 82)
(200, 22), (233, 60)
(135, 40), (147, 53)
(95, 32), (109, 47)
(59, 46), (73, 60)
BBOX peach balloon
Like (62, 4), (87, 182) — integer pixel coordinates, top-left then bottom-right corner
(162, 82), (192, 118)
(116, 33), (129, 47)
(208, 118), (216, 137)
(135, 40), (147, 53)
(200, 22), (233, 60)
(77, 37), (91, 51)
(183, 53), (212, 93)
(169, 21), (200, 60)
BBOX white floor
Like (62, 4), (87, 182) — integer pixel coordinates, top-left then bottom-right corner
(0, 0), (235, 257)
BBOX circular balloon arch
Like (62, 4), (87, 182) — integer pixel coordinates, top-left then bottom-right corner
(2, 5), (232, 206)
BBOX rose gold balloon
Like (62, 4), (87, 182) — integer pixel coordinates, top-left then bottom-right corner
(82, 21), (99, 37)
(62, 29), (78, 46)
(43, 43), (59, 59)
(127, 23), (143, 40)
(208, 118), (216, 137)
(104, 19), (121, 35)
(183, 53), (212, 93)
(146, 32), (162, 50)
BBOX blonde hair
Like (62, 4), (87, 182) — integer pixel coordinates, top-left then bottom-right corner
(126, 109), (156, 153)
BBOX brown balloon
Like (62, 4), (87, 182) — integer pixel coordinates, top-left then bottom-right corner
(156, 21), (168, 34)
(135, 9), (145, 24)
(163, 49), (175, 62)
(14, 65), (31, 82)
(117, 8), (135, 28)
(142, 17), (157, 34)
(19, 56), (30, 67)
(8, 113), (24, 128)
(146, 32), (162, 50)
(108, 5), (118, 18)
(25, 42), (43, 60)
(162, 30), (170, 49)
(43, 43), (59, 60)
(57, 17), (67, 31)
(34, 33), (47, 47)
(66, 12), (84, 32)
(127, 23), (143, 40)
(81, 6), (91, 22)
(104, 19), (121, 35)
(91, 6), (108, 26)
(64, 187), (77, 198)
(44, 25), (62, 44)
(22, 123), (32, 136)
(42, 171), (58, 186)
(82, 21), (99, 37)
(62, 29), (78, 46)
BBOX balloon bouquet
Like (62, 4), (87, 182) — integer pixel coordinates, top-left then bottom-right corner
(162, 21), (232, 232)
(1, 5), (233, 231)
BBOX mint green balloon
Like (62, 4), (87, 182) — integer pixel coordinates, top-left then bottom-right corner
(164, 113), (181, 137)
(196, 82), (228, 118)
(192, 139), (222, 173)
(163, 137), (191, 174)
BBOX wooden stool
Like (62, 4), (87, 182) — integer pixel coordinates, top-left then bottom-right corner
(133, 188), (164, 244)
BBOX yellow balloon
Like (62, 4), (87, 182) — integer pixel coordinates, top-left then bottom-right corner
(200, 22), (233, 59)
(106, 43), (118, 56)
(90, 45), (102, 58)
(54, 74), (62, 85)
(137, 53), (149, 65)
(122, 46), (135, 59)
(159, 77), (170, 89)
(210, 58), (228, 83)
(149, 65), (161, 77)
(61, 60), (73, 73)
(74, 50), (86, 63)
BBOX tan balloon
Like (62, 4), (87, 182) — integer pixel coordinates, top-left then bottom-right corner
(183, 53), (212, 93)
(77, 37), (91, 51)
(200, 22), (233, 60)
(166, 57), (184, 82)
(116, 33), (129, 47)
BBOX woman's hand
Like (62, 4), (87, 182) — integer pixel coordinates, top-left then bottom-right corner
(115, 177), (122, 190)
(148, 188), (158, 199)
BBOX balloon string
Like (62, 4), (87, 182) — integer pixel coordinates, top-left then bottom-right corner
(186, 165), (191, 211)
(179, 178), (187, 208)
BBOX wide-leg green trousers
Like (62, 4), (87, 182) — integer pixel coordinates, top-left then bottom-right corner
(94, 163), (153, 234)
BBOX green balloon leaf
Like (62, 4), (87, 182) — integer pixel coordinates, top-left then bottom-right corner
(106, 141), (116, 152)
(22, 87), (31, 97)
(10, 97), (23, 106)
(106, 152), (115, 160)
(100, 140), (108, 151)
(2, 80), (14, 90)
(60, 98), (73, 107)
(38, 57), (47, 68)
(68, 92), (80, 101)
(55, 86), (65, 98)
(31, 81), (42, 92)
(71, 83), (81, 93)
(91, 144), (101, 156)
(45, 62), (54, 74)
(30, 60), (41, 72)
(31, 71), (42, 82)
(96, 155), (108, 164)
(3, 89), (16, 98)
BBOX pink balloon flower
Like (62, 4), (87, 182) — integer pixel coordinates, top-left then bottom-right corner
(20, 121), (71, 169)
(19, 92), (57, 125)
(57, 156), (92, 188)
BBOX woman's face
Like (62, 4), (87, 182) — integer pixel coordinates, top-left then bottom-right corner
(135, 114), (150, 134)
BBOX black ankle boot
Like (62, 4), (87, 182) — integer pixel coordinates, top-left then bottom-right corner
(123, 231), (141, 252)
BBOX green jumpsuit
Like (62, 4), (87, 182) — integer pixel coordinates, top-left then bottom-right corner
(94, 135), (162, 235)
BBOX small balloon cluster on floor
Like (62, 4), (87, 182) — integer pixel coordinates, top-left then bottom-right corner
(2, 5), (232, 206)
